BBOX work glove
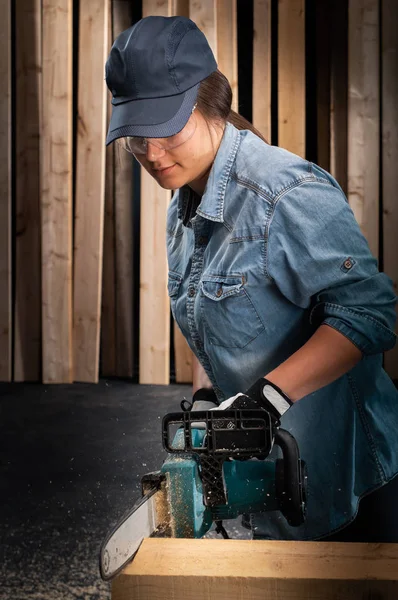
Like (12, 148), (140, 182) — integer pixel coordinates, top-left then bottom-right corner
(211, 378), (292, 426)
(180, 387), (219, 412)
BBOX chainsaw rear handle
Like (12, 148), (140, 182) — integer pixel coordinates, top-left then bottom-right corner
(274, 428), (307, 526)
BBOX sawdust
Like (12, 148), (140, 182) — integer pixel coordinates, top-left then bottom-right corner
(154, 479), (172, 536)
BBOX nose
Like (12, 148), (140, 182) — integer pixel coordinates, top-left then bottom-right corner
(146, 140), (166, 161)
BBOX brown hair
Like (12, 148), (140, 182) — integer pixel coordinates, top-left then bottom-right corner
(196, 69), (268, 144)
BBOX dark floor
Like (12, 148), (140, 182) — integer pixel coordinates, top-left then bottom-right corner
(0, 380), (249, 600)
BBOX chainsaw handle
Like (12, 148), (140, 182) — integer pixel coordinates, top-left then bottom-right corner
(274, 428), (307, 526)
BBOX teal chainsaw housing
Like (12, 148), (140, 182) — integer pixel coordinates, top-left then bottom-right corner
(160, 426), (279, 538)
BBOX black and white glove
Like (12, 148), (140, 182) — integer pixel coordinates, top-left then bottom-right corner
(180, 387), (219, 412)
(211, 378), (293, 425)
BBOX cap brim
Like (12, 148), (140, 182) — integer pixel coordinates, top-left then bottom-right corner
(106, 83), (199, 145)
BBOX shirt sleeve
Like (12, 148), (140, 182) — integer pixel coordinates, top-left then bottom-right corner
(267, 179), (397, 355)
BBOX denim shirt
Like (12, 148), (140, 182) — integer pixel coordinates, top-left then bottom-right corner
(166, 122), (398, 540)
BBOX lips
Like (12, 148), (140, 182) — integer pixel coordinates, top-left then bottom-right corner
(153, 164), (176, 175)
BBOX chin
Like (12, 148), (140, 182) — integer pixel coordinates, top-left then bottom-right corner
(157, 181), (177, 191)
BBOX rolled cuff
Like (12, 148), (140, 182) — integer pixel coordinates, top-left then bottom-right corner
(310, 302), (397, 355)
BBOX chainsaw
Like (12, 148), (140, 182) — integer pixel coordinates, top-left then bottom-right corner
(99, 399), (307, 580)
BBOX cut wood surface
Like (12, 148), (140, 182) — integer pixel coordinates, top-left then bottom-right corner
(139, 0), (173, 384)
(112, 0), (134, 378)
(253, 0), (271, 142)
(14, 0), (42, 381)
(216, 0), (238, 112)
(74, 0), (108, 382)
(382, 0), (398, 380)
(101, 0), (117, 376)
(189, 0), (217, 57)
(112, 538), (398, 600)
(0, 0), (11, 381)
(347, 0), (379, 258)
(278, 0), (305, 157)
(41, 0), (73, 383)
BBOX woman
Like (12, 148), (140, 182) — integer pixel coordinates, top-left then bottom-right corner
(105, 15), (398, 542)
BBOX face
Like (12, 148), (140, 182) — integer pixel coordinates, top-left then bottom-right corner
(130, 109), (225, 196)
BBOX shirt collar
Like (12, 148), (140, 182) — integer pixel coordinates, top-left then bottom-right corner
(177, 122), (240, 224)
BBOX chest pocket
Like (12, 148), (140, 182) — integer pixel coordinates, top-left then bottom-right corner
(200, 275), (265, 348)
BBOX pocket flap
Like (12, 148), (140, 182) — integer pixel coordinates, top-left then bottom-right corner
(201, 276), (244, 301)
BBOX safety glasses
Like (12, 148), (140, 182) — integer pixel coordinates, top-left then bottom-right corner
(117, 104), (197, 155)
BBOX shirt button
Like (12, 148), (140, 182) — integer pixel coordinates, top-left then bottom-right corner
(188, 287), (195, 297)
(216, 288), (223, 297)
(344, 259), (353, 269)
(198, 236), (208, 245)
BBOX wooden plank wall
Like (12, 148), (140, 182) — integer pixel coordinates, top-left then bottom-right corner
(0, 0), (11, 381)
(252, 0), (271, 142)
(2, 1), (398, 384)
(348, 0), (380, 260)
(139, 0), (174, 385)
(113, 0), (135, 379)
(41, 0), (74, 383)
(14, 0), (42, 381)
(278, 0), (305, 157)
(73, 1), (108, 382)
(101, 0), (117, 377)
(382, 0), (398, 378)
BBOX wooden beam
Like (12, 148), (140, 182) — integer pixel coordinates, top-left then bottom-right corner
(112, 538), (398, 600)
(189, 0), (217, 58)
(253, 0), (271, 142)
(315, 0), (331, 171)
(74, 0), (108, 382)
(101, 0), (117, 377)
(14, 0), (42, 381)
(113, 0), (135, 378)
(41, 0), (73, 383)
(174, 322), (193, 383)
(330, 0), (348, 195)
(347, 0), (379, 258)
(171, 0), (189, 17)
(216, 0), (238, 112)
(0, 0), (11, 381)
(382, 0), (398, 380)
(139, 0), (173, 384)
(170, 0), (193, 384)
(278, 0), (305, 157)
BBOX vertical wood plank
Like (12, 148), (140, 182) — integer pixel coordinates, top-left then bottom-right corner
(382, 0), (398, 380)
(347, 0), (379, 258)
(172, 0), (189, 17)
(253, 0), (271, 141)
(41, 0), (73, 383)
(74, 1), (108, 382)
(0, 0), (11, 381)
(189, 0), (217, 57)
(101, 0), (117, 376)
(278, 0), (305, 157)
(174, 322), (193, 383)
(113, 0), (135, 378)
(315, 0), (331, 171)
(330, 0), (348, 195)
(171, 0), (192, 383)
(216, 0), (238, 112)
(14, 0), (42, 381)
(140, 0), (173, 384)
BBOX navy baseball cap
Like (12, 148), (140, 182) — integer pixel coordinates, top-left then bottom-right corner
(105, 16), (217, 145)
